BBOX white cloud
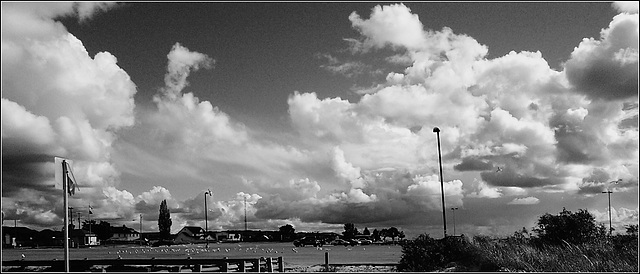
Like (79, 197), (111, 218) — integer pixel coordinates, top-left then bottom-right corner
(1, 2), (137, 229)
(466, 178), (503, 199)
(331, 146), (364, 188)
(349, 3), (427, 51)
(507, 197), (540, 205)
(564, 13), (638, 101)
(613, 2), (639, 14)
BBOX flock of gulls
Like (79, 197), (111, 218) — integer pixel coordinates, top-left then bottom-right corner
(18, 244), (378, 260)
(98, 244), (366, 259)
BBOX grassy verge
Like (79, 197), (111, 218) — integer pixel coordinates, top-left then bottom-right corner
(398, 234), (638, 272)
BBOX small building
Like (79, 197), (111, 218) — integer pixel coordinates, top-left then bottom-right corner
(174, 226), (205, 244)
(215, 231), (242, 242)
(69, 229), (99, 247)
(178, 226), (205, 238)
(108, 225), (139, 242)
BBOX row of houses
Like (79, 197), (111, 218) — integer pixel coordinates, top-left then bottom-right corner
(2, 225), (341, 248)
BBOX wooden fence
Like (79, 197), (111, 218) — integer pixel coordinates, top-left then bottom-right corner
(2, 256), (284, 272)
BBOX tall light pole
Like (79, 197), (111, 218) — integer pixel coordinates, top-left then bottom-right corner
(602, 190), (613, 236)
(204, 190), (212, 248)
(139, 214), (143, 246)
(451, 207), (459, 236)
(433, 127), (447, 238)
(244, 196), (248, 231)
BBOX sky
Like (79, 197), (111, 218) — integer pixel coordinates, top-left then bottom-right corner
(1, 1), (639, 239)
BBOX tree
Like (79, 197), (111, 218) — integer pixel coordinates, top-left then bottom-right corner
(363, 227), (370, 235)
(625, 224), (638, 236)
(388, 227), (400, 242)
(380, 228), (389, 241)
(533, 208), (606, 244)
(372, 229), (380, 241)
(279, 224), (296, 241)
(158, 199), (172, 240)
(343, 223), (358, 239)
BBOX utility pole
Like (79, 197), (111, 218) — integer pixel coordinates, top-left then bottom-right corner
(433, 127), (447, 238)
(140, 214), (143, 246)
(69, 207), (74, 229)
(244, 196), (248, 231)
(451, 207), (459, 236)
(602, 190), (613, 236)
(62, 160), (70, 272)
(205, 190), (212, 248)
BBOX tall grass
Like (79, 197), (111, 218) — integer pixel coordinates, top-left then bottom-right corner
(398, 234), (638, 272)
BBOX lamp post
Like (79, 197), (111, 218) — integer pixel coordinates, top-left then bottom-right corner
(602, 190), (613, 236)
(433, 127), (447, 238)
(451, 207), (459, 236)
(205, 189), (212, 248)
(139, 214), (143, 246)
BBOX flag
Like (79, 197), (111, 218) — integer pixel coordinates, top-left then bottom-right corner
(65, 161), (78, 196)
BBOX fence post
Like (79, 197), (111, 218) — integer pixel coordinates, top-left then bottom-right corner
(240, 260), (246, 272)
(266, 257), (273, 272)
(254, 258), (261, 273)
(325, 252), (329, 272)
(222, 257), (229, 272)
(277, 257), (284, 272)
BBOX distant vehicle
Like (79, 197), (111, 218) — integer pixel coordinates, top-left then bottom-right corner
(347, 239), (360, 246)
(293, 237), (323, 247)
(359, 239), (373, 245)
(329, 239), (350, 246)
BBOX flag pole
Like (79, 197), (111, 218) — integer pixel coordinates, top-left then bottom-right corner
(62, 160), (70, 272)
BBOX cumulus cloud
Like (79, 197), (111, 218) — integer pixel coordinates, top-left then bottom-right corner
(564, 12), (638, 101)
(507, 197), (540, 205)
(349, 3), (427, 51)
(466, 178), (503, 199)
(2, 2), (638, 237)
(1, 2), (136, 229)
(613, 1), (639, 14)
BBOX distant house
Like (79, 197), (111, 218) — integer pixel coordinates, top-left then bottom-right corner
(178, 226), (205, 238)
(107, 225), (139, 242)
(141, 232), (162, 242)
(2, 226), (39, 248)
(215, 231), (242, 242)
(174, 226), (205, 244)
(68, 229), (99, 247)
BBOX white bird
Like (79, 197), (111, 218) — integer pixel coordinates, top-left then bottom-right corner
(21, 253), (25, 259)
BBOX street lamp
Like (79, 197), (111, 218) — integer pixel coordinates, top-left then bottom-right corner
(139, 214), (143, 246)
(451, 207), (459, 236)
(433, 127), (447, 238)
(602, 189), (613, 236)
(205, 189), (212, 247)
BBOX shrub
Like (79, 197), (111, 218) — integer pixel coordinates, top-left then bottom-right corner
(398, 234), (498, 272)
(533, 208), (606, 245)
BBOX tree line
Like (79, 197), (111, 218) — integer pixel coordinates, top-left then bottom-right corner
(342, 223), (406, 242)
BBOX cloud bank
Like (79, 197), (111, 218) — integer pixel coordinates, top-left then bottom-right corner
(2, 3), (638, 236)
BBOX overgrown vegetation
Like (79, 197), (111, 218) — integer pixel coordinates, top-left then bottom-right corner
(399, 208), (638, 272)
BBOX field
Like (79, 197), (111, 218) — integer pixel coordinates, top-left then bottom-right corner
(2, 242), (402, 271)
